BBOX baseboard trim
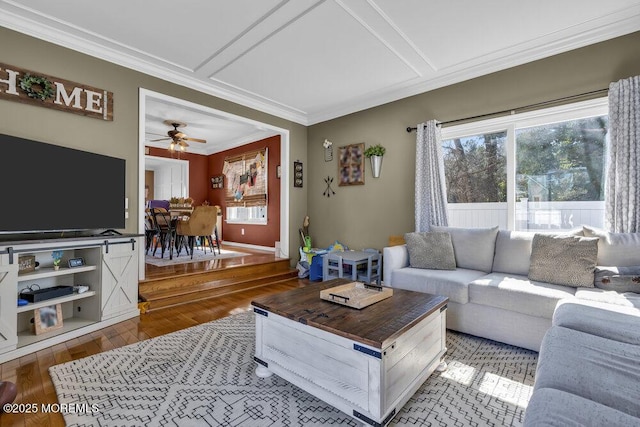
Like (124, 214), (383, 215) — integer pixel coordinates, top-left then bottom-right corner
(222, 241), (275, 253)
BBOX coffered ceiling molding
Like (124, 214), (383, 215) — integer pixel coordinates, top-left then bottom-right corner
(2, 0), (640, 125)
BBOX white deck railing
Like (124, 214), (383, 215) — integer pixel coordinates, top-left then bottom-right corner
(448, 200), (604, 231)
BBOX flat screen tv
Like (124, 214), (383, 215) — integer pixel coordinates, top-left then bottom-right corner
(0, 133), (126, 234)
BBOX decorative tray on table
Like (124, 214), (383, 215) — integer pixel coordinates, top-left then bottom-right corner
(320, 281), (393, 309)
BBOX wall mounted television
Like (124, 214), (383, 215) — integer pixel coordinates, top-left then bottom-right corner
(0, 133), (126, 234)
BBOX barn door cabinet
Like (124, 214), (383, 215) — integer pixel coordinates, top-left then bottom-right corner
(0, 235), (140, 363)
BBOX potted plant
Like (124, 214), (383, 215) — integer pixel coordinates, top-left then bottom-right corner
(51, 250), (63, 271)
(364, 144), (386, 178)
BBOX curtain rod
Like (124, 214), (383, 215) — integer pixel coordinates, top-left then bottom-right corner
(405, 88), (608, 133)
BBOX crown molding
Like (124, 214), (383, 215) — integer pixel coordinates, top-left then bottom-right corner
(307, 7), (640, 125)
(0, 8), (310, 125)
(2, 2), (639, 127)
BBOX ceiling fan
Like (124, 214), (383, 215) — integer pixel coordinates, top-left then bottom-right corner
(149, 120), (207, 151)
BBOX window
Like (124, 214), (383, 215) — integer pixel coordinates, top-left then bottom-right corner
(441, 98), (608, 231)
(442, 131), (507, 203)
(224, 148), (268, 225)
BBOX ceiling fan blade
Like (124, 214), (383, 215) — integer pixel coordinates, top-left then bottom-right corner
(184, 137), (206, 143)
(178, 140), (189, 147)
(149, 137), (171, 142)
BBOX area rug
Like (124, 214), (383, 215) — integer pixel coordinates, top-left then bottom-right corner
(50, 311), (537, 426)
(145, 248), (248, 267)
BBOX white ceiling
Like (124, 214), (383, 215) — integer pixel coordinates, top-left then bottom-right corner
(2, 0), (640, 152)
(143, 95), (279, 155)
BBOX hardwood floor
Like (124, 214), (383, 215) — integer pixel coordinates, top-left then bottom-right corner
(0, 248), (310, 427)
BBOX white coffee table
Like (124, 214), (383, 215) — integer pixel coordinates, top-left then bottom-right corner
(252, 279), (448, 426)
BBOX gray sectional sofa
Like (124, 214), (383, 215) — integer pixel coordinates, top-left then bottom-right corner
(524, 296), (640, 426)
(383, 225), (640, 425)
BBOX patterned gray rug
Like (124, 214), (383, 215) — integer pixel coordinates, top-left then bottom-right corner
(145, 248), (248, 267)
(50, 311), (537, 426)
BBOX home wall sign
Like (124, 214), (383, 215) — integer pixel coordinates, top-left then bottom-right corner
(0, 62), (114, 121)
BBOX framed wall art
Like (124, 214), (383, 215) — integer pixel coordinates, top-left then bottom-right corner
(338, 143), (365, 186)
(34, 304), (63, 335)
(211, 175), (224, 189)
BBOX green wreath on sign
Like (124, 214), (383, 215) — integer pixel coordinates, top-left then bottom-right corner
(19, 73), (55, 101)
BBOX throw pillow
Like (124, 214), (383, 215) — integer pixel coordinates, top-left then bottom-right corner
(430, 225), (499, 272)
(594, 266), (640, 293)
(582, 226), (640, 266)
(528, 234), (599, 288)
(404, 232), (456, 270)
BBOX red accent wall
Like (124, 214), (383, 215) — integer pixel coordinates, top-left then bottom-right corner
(146, 147), (209, 206)
(208, 136), (281, 247)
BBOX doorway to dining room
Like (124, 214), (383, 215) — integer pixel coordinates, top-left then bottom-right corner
(137, 88), (291, 281)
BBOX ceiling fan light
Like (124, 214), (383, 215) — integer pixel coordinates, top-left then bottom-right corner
(169, 142), (175, 151)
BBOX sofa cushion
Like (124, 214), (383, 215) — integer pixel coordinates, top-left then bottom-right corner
(535, 326), (640, 418)
(430, 225), (499, 273)
(553, 299), (640, 345)
(492, 230), (536, 276)
(468, 273), (576, 319)
(574, 288), (640, 308)
(524, 388), (640, 427)
(583, 225), (640, 267)
(404, 232), (456, 270)
(493, 228), (585, 276)
(594, 266), (640, 293)
(528, 234), (598, 288)
(390, 267), (486, 304)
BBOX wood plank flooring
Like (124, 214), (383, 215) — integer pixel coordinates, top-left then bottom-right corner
(0, 248), (310, 427)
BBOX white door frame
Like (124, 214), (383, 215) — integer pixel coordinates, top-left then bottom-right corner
(137, 88), (290, 280)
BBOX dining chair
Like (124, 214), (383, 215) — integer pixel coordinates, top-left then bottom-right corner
(357, 248), (381, 286)
(144, 209), (158, 255)
(175, 205), (218, 259)
(151, 207), (176, 259)
(322, 252), (344, 281)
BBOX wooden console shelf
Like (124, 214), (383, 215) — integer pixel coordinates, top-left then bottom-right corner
(0, 235), (141, 362)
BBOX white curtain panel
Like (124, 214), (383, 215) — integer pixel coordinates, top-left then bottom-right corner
(606, 75), (640, 233)
(415, 120), (449, 232)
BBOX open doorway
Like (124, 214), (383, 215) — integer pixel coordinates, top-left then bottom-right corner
(137, 89), (290, 279)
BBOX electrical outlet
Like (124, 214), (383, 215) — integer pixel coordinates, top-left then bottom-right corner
(241, 228), (245, 235)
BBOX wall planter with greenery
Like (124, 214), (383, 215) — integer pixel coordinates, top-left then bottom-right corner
(364, 144), (386, 178)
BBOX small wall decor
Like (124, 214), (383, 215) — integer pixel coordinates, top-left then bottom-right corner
(364, 143), (386, 178)
(34, 304), (63, 335)
(338, 143), (365, 186)
(211, 175), (224, 189)
(323, 139), (333, 162)
(294, 161), (303, 187)
(323, 176), (335, 197)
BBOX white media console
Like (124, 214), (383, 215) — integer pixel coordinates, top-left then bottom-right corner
(0, 234), (140, 363)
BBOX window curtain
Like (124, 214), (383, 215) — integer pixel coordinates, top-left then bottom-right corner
(605, 75), (640, 233)
(415, 120), (449, 232)
(223, 148), (268, 207)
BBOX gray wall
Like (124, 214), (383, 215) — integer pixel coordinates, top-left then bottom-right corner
(0, 27), (307, 260)
(307, 31), (640, 251)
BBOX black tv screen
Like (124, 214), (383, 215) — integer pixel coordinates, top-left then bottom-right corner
(0, 133), (126, 233)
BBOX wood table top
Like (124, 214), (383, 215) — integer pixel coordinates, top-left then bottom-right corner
(251, 279), (448, 348)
